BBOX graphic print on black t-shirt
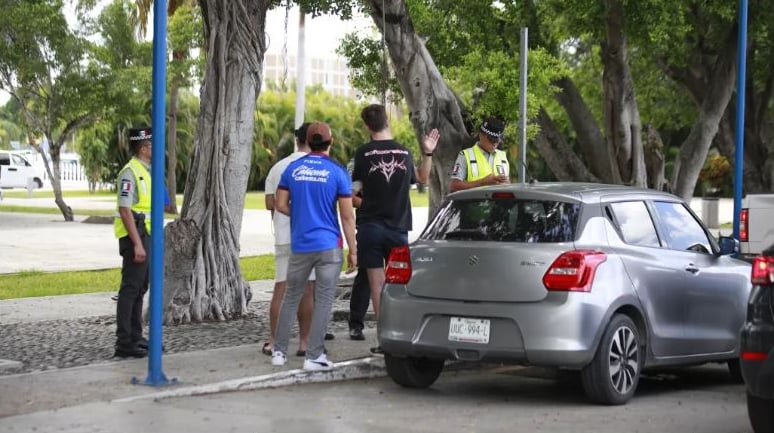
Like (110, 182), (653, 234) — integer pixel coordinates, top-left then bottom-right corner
(352, 140), (416, 231)
(366, 148), (408, 183)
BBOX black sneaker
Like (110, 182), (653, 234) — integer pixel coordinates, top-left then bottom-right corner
(325, 332), (335, 341)
(114, 345), (148, 358)
(349, 328), (365, 341)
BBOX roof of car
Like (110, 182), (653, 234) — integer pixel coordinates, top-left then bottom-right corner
(447, 182), (680, 203)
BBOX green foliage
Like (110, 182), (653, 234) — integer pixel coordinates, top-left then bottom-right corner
(698, 151), (732, 196)
(75, 0), (154, 187)
(0, 0), (109, 144)
(448, 47), (566, 138)
(294, 0), (361, 20)
(76, 123), (111, 186)
(168, 3), (204, 86)
(249, 83), (423, 190)
(336, 33), (402, 104)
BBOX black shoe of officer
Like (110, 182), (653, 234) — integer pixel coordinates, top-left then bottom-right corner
(114, 345), (148, 359)
(134, 337), (166, 352)
(349, 328), (365, 341)
(135, 337), (149, 349)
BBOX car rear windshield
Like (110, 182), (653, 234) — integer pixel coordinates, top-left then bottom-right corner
(422, 197), (580, 243)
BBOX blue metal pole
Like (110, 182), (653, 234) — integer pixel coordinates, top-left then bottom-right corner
(146, 0), (169, 386)
(732, 0), (748, 241)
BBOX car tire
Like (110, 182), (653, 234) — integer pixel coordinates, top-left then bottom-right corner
(33, 178), (42, 189)
(748, 392), (774, 433)
(747, 391), (774, 433)
(727, 359), (744, 384)
(384, 353), (444, 389)
(581, 314), (641, 405)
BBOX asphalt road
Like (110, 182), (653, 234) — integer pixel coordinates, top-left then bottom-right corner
(1, 363), (752, 433)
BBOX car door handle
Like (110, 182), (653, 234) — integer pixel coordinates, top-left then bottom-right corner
(8, 168), (17, 171)
(685, 264), (700, 274)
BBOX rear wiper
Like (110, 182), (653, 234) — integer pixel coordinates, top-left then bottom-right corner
(444, 229), (487, 240)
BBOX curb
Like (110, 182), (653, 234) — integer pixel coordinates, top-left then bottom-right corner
(0, 358), (22, 372)
(114, 356), (386, 403)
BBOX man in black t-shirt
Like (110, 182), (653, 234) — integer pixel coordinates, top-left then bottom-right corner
(351, 104), (439, 352)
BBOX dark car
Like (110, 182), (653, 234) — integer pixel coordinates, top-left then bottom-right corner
(379, 183), (751, 405)
(740, 248), (774, 433)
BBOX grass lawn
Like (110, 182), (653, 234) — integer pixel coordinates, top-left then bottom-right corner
(0, 254), (276, 300)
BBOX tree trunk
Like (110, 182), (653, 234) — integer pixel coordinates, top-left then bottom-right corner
(164, 0), (268, 324)
(713, 82), (773, 194)
(34, 132), (78, 222)
(644, 124), (666, 190)
(554, 77), (615, 182)
(672, 32), (737, 200)
(535, 108), (599, 182)
(166, 81), (180, 214)
(601, 0), (645, 187)
(365, 0), (472, 216)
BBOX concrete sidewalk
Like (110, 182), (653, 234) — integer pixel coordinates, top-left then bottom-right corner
(0, 275), (384, 418)
(0, 326), (384, 418)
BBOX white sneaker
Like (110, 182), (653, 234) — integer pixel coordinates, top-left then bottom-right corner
(271, 351), (286, 366)
(303, 353), (334, 371)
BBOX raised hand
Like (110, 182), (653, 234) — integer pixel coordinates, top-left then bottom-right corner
(422, 128), (440, 155)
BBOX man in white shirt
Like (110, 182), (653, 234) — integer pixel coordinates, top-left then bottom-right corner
(262, 123), (316, 357)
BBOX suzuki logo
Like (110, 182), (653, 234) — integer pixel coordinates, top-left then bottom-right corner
(468, 255), (479, 266)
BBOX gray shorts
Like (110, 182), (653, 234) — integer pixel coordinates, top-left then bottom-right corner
(275, 244), (315, 282)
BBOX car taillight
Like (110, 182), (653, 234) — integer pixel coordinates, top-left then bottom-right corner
(740, 208), (748, 242)
(385, 245), (412, 284)
(741, 351), (769, 361)
(751, 256), (774, 284)
(543, 250), (607, 292)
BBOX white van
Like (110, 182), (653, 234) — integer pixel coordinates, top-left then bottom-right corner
(0, 151), (45, 189)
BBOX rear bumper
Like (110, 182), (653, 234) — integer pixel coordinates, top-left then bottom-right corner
(378, 284), (608, 368)
(740, 323), (774, 399)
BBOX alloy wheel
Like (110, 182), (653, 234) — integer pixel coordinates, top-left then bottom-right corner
(608, 325), (638, 395)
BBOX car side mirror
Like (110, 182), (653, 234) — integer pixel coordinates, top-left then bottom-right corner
(717, 236), (739, 256)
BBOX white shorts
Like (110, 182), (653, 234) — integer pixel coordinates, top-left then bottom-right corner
(274, 244), (315, 282)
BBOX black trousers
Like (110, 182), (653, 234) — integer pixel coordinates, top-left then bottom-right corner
(348, 266), (370, 331)
(116, 233), (150, 349)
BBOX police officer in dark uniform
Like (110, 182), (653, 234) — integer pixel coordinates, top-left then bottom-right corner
(113, 126), (153, 358)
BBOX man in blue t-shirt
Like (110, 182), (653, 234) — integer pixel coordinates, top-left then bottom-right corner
(273, 122), (357, 371)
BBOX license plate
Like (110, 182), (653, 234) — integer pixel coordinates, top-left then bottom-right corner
(448, 317), (490, 344)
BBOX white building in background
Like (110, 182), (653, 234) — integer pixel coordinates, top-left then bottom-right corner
(262, 6), (372, 99)
(263, 53), (356, 98)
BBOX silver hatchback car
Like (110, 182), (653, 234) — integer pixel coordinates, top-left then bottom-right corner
(379, 183), (751, 405)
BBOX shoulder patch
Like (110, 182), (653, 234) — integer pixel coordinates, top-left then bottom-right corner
(120, 179), (132, 197)
(452, 162), (461, 176)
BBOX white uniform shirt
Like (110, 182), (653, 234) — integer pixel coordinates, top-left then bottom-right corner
(264, 151), (307, 245)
